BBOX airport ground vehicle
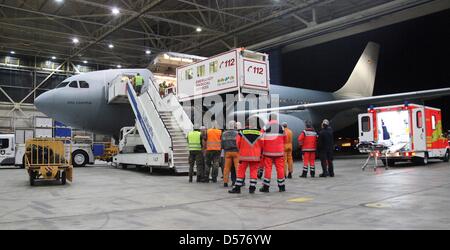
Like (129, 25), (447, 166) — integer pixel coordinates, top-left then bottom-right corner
(93, 142), (118, 162)
(0, 134), (94, 168)
(358, 103), (450, 165)
(176, 48), (270, 101)
(25, 138), (73, 186)
(108, 49), (270, 173)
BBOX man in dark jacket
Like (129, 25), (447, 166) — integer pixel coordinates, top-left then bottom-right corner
(221, 121), (238, 187)
(317, 119), (335, 177)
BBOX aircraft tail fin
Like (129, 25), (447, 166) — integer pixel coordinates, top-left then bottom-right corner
(334, 42), (380, 98)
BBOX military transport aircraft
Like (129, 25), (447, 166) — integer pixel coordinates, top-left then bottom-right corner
(35, 42), (450, 149)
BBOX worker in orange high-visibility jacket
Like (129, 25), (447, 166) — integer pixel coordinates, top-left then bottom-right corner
(298, 121), (318, 178)
(282, 122), (294, 179)
(205, 122), (222, 183)
(260, 114), (286, 193)
(229, 126), (263, 194)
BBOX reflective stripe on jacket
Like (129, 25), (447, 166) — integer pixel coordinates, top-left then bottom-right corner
(236, 129), (263, 162)
(261, 120), (286, 157)
(298, 128), (318, 152)
(206, 128), (222, 151)
(187, 130), (202, 151)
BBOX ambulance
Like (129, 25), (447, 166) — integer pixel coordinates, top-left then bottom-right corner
(358, 103), (449, 165)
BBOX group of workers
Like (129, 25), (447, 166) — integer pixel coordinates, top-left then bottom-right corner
(187, 114), (335, 194)
(121, 73), (144, 95)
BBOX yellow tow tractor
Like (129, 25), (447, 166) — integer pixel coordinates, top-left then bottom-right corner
(25, 138), (73, 186)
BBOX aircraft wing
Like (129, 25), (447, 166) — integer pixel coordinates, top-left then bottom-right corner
(240, 87), (450, 114)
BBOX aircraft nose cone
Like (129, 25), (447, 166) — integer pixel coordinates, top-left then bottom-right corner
(34, 91), (55, 115)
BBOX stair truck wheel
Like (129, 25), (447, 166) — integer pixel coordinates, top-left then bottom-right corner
(72, 150), (88, 168)
(443, 150), (449, 162)
(61, 170), (67, 185)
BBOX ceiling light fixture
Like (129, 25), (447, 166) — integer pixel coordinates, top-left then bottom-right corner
(112, 7), (120, 15)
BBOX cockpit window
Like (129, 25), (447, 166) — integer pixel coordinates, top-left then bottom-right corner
(56, 81), (69, 88)
(69, 81), (78, 88)
(79, 81), (89, 88)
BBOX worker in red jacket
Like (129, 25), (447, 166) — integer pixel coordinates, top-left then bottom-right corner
(260, 114), (286, 192)
(228, 125), (263, 194)
(298, 121), (318, 178)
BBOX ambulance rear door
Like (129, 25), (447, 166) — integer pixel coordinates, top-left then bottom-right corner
(358, 113), (374, 142)
(412, 106), (426, 152)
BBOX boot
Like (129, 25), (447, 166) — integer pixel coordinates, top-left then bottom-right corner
(310, 170), (315, 178)
(328, 165), (334, 177)
(189, 176), (193, 183)
(259, 185), (270, 193)
(257, 169), (263, 179)
(249, 186), (256, 194)
(224, 183), (228, 188)
(228, 186), (241, 194)
(196, 177), (201, 183)
(319, 172), (328, 177)
(279, 185), (286, 192)
(288, 173), (292, 179)
(300, 170), (307, 178)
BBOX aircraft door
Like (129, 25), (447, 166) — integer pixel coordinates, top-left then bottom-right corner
(412, 107), (426, 151)
(358, 113), (374, 142)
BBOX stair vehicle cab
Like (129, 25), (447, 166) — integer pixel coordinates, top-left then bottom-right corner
(358, 103), (450, 166)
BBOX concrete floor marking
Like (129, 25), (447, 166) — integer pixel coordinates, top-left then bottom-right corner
(363, 203), (392, 208)
(288, 197), (313, 203)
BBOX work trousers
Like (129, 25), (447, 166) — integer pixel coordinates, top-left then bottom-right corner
(224, 151), (239, 185)
(284, 148), (294, 175)
(302, 151), (316, 172)
(135, 85), (142, 95)
(262, 156), (285, 187)
(205, 150), (221, 182)
(319, 151), (334, 176)
(235, 161), (259, 188)
(189, 150), (204, 181)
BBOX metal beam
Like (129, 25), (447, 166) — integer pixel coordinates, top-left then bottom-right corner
(66, 0), (165, 61)
(68, 0), (224, 34)
(179, 0), (324, 53)
(247, 0), (450, 52)
(177, 0), (254, 22)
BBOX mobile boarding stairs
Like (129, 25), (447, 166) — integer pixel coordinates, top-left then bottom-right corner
(107, 70), (193, 173)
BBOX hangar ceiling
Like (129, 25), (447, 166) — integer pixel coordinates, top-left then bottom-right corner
(0, 0), (448, 68)
(0, 0), (404, 68)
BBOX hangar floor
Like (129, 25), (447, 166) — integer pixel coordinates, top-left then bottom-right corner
(0, 157), (449, 230)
